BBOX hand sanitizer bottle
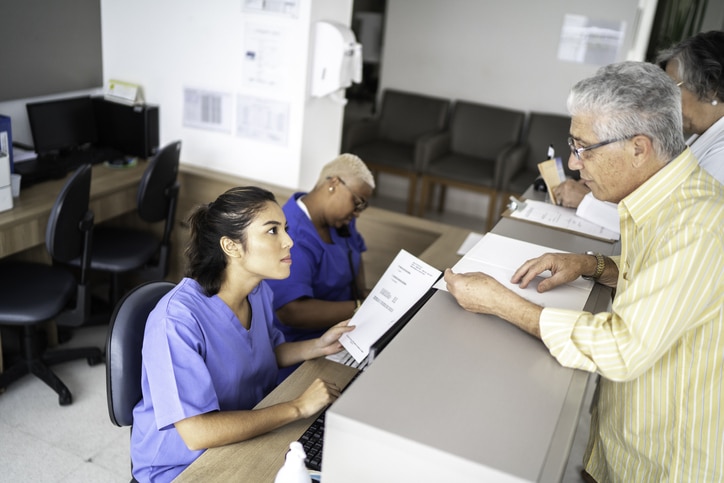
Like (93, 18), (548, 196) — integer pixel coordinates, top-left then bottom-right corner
(274, 441), (312, 483)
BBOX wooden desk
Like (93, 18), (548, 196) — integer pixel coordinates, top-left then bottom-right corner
(0, 162), (145, 373)
(175, 359), (358, 482)
(0, 162), (146, 259)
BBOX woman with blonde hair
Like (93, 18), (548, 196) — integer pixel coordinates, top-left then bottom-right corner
(267, 153), (374, 378)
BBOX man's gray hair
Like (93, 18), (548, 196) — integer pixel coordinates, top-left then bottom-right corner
(567, 61), (686, 163)
(316, 153), (375, 188)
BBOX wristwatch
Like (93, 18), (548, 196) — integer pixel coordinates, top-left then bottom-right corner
(583, 251), (605, 280)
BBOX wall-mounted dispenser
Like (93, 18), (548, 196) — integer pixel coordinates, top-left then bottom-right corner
(310, 20), (363, 103)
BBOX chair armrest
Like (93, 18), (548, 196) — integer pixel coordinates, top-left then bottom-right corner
(496, 143), (529, 190)
(342, 119), (380, 151)
(416, 131), (451, 170)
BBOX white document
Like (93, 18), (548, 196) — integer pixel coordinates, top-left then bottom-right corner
(435, 233), (594, 311)
(509, 199), (619, 241)
(340, 250), (441, 363)
(456, 231), (484, 255)
(576, 193), (620, 235)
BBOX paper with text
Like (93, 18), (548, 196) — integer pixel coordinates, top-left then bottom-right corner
(509, 199), (619, 241)
(435, 233), (594, 311)
(576, 193), (620, 235)
(340, 250), (441, 363)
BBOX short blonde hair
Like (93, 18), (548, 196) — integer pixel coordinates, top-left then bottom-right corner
(316, 153), (375, 189)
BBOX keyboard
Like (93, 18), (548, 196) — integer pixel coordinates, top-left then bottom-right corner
(14, 146), (125, 188)
(299, 413), (326, 471)
(325, 349), (369, 370)
(297, 370), (362, 471)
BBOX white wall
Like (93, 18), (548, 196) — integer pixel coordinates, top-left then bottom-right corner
(372, 0), (657, 215)
(379, 0), (652, 115)
(100, 0), (352, 191)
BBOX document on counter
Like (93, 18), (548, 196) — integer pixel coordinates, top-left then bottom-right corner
(339, 249), (442, 363)
(506, 198), (619, 242)
(576, 193), (620, 235)
(435, 233), (594, 311)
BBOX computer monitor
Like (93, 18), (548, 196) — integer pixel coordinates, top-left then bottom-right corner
(26, 96), (97, 155)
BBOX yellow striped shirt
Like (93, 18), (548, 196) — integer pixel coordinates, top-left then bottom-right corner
(540, 148), (724, 482)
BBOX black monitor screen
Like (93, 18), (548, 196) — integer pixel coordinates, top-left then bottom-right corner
(27, 96), (97, 155)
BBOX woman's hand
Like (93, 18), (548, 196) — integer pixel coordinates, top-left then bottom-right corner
(315, 320), (355, 356)
(294, 378), (342, 418)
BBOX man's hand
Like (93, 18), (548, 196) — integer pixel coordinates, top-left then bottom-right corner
(443, 269), (510, 316)
(511, 252), (592, 293)
(554, 179), (590, 208)
(443, 269), (543, 338)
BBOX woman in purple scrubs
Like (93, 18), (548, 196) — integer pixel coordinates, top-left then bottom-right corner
(267, 154), (375, 345)
(130, 186), (354, 483)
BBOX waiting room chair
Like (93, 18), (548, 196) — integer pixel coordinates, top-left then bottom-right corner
(343, 89), (450, 214)
(76, 141), (181, 306)
(0, 164), (103, 405)
(499, 112), (573, 198)
(418, 101), (525, 230)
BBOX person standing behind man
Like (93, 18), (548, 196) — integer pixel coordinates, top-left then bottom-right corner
(267, 153), (374, 342)
(555, 30), (724, 209)
(444, 62), (724, 482)
(658, 29), (724, 180)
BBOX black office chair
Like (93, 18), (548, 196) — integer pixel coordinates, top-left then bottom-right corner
(106, 280), (175, 427)
(79, 141), (181, 306)
(0, 164), (103, 405)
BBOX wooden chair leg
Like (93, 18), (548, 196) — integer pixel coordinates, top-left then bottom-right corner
(406, 175), (418, 215)
(486, 190), (498, 231)
(418, 177), (431, 217)
(437, 184), (447, 213)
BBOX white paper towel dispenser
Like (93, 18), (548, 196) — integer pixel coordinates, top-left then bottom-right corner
(311, 20), (363, 102)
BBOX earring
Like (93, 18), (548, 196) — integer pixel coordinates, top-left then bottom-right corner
(712, 99), (719, 106)
(329, 187), (334, 192)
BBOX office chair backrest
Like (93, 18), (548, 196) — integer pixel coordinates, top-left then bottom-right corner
(106, 280), (176, 427)
(137, 140), (181, 223)
(450, 101), (525, 159)
(45, 163), (94, 265)
(378, 89), (449, 145)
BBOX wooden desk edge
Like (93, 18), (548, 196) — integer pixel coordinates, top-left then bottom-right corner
(0, 162), (146, 258)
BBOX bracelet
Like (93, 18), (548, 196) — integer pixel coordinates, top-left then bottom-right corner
(583, 251), (605, 280)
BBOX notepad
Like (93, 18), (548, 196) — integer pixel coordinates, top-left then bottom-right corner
(505, 199), (619, 242)
(435, 233), (594, 311)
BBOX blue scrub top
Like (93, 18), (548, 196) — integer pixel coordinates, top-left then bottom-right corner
(267, 192), (367, 342)
(130, 278), (284, 483)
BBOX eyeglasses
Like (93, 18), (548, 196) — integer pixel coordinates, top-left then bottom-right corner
(338, 177), (368, 212)
(567, 136), (631, 161)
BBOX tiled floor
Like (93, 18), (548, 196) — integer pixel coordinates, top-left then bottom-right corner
(0, 199), (591, 482)
(0, 325), (130, 482)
